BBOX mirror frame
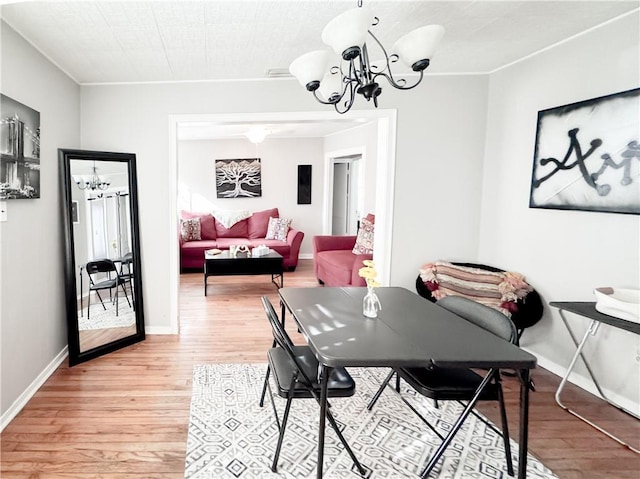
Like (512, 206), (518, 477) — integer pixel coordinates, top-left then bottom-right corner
(59, 148), (145, 366)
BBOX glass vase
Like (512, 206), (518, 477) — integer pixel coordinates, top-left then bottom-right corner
(363, 286), (381, 318)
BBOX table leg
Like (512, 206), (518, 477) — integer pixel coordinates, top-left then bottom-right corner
(317, 365), (329, 479)
(556, 313), (640, 453)
(518, 368), (531, 479)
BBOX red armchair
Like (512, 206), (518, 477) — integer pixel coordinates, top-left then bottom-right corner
(313, 235), (371, 287)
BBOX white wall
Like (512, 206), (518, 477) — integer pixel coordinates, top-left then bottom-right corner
(178, 137), (325, 257)
(0, 22), (80, 419)
(480, 12), (640, 410)
(388, 75), (490, 289)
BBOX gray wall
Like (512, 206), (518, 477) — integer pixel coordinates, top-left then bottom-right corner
(480, 11), (640, 411)
(0, 22), (80, 419)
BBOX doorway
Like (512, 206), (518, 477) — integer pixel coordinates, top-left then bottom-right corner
(168, 110), (397, 335)
(331, 155), (361, 236)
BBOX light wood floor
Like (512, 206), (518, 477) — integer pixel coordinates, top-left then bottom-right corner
(1, 260), (638, 478)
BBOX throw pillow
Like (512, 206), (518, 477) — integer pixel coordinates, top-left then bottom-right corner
(248, 208), (279, 239)
(181, 211), (216, 240)
(352, 217), (374, 254)
(180, 217), (201, 242)
(265, 217), (291, 241)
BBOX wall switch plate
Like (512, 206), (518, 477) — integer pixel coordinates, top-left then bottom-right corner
(0, 201), (7, 222)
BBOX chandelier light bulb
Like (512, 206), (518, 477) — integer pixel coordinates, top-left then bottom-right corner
(289, 50), (331, 91)
(393, 24), (445, 71)
(245, 127), (270, 144)
(321, 6), (372, 60)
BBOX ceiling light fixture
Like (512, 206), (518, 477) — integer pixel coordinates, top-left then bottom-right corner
(245, 127), (270, 144)
(289, 0), (444, 114)
(76, 162), (110, 191)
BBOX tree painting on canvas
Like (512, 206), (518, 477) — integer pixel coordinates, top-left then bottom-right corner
(215, 158), (262, 198)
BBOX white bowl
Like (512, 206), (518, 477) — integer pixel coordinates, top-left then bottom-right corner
(593, 287), (640, 323)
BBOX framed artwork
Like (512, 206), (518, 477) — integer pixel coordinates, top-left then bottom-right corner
(529, 87), (639, 215)
(215, 158), (261, 198)
(297, 164), (312, 204)
(0, 94), (41, 199)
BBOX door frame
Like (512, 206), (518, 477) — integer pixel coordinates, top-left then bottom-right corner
(168, 110), (396, 334)
(325, 150), (364, 236)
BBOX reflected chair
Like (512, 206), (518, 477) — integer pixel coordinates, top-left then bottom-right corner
(366, 295), (517, 477)
(259, 296), (366, 475)
(85, 259), (131, 320)
(118, 252), (135, 309)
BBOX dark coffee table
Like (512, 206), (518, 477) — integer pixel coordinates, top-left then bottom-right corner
(204, 250), (283, 296)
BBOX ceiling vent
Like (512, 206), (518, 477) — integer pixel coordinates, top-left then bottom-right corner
(266, 68), (293, 78)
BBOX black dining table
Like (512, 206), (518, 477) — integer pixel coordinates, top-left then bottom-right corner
(278, 286), (538, 479)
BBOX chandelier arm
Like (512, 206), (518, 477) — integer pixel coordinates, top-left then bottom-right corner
(374, 69), (424, 90)
(312, 90), (341, 106)
(366, 29), (394, 75)
(335, 81), (357, 114)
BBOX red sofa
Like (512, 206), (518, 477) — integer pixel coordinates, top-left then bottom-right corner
(313, 235), (371, 286)
(180, 208), (304, 271)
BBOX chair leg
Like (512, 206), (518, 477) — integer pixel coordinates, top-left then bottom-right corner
(272, 394), (293, 472)
(120, 282), (132, 307)
(367, 369), (395, 411)
(326, 408), (366, 475)
(94, 290), (108, 310)
(259, 365), (271, 407)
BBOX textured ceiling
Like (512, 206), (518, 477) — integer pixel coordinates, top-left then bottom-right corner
(2, 0), (638, 85)
(2, 1), (637, 140)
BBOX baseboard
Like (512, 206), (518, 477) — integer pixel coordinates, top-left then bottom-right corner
(145, 326), (178, 335)
(1, 346), (68, 432)
(528, 350), (639, 415)
(299, 253), (313, 260)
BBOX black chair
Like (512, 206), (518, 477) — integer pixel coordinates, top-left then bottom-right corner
(366, 295), (516, 477)
(118, 252), (135, 309)
(415, 262), (543, 344)
(85, 259), (131, 319)
(259, 296), (366, 475)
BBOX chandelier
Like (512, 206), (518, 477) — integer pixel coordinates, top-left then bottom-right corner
(289, 0), (445, 114)
(76, 163), (110, 191)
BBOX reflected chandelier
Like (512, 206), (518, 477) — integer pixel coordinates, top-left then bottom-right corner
(289, 0), (445, 114)
(76, 163), (110, 191)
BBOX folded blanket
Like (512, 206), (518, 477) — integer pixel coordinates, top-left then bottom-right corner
(419, 261), (533, 317)
(212, 210), (252, 229)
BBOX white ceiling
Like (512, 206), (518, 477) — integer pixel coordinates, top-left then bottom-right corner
(2, 0), (637, 139)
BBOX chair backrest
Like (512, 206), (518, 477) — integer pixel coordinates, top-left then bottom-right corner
(437, 295), (517, 344)
(86, 259), (117, 276)
(261, 296), (316, 387)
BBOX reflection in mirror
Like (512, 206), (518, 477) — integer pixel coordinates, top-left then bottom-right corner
(60, 149), (144, 366)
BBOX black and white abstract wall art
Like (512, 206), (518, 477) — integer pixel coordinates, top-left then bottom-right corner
(0, 94), (41, 199)
(529, 88), (639, 215)
(215, 158), (262, 198)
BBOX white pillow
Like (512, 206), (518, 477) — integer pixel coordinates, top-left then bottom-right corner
(265, 217), (291, 241)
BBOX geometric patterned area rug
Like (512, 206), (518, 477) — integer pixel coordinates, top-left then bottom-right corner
(185, 364), (558, 479)
(77, 300), (135, 331)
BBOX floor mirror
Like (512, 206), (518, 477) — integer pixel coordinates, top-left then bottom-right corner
(59, 149), (145, 366)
